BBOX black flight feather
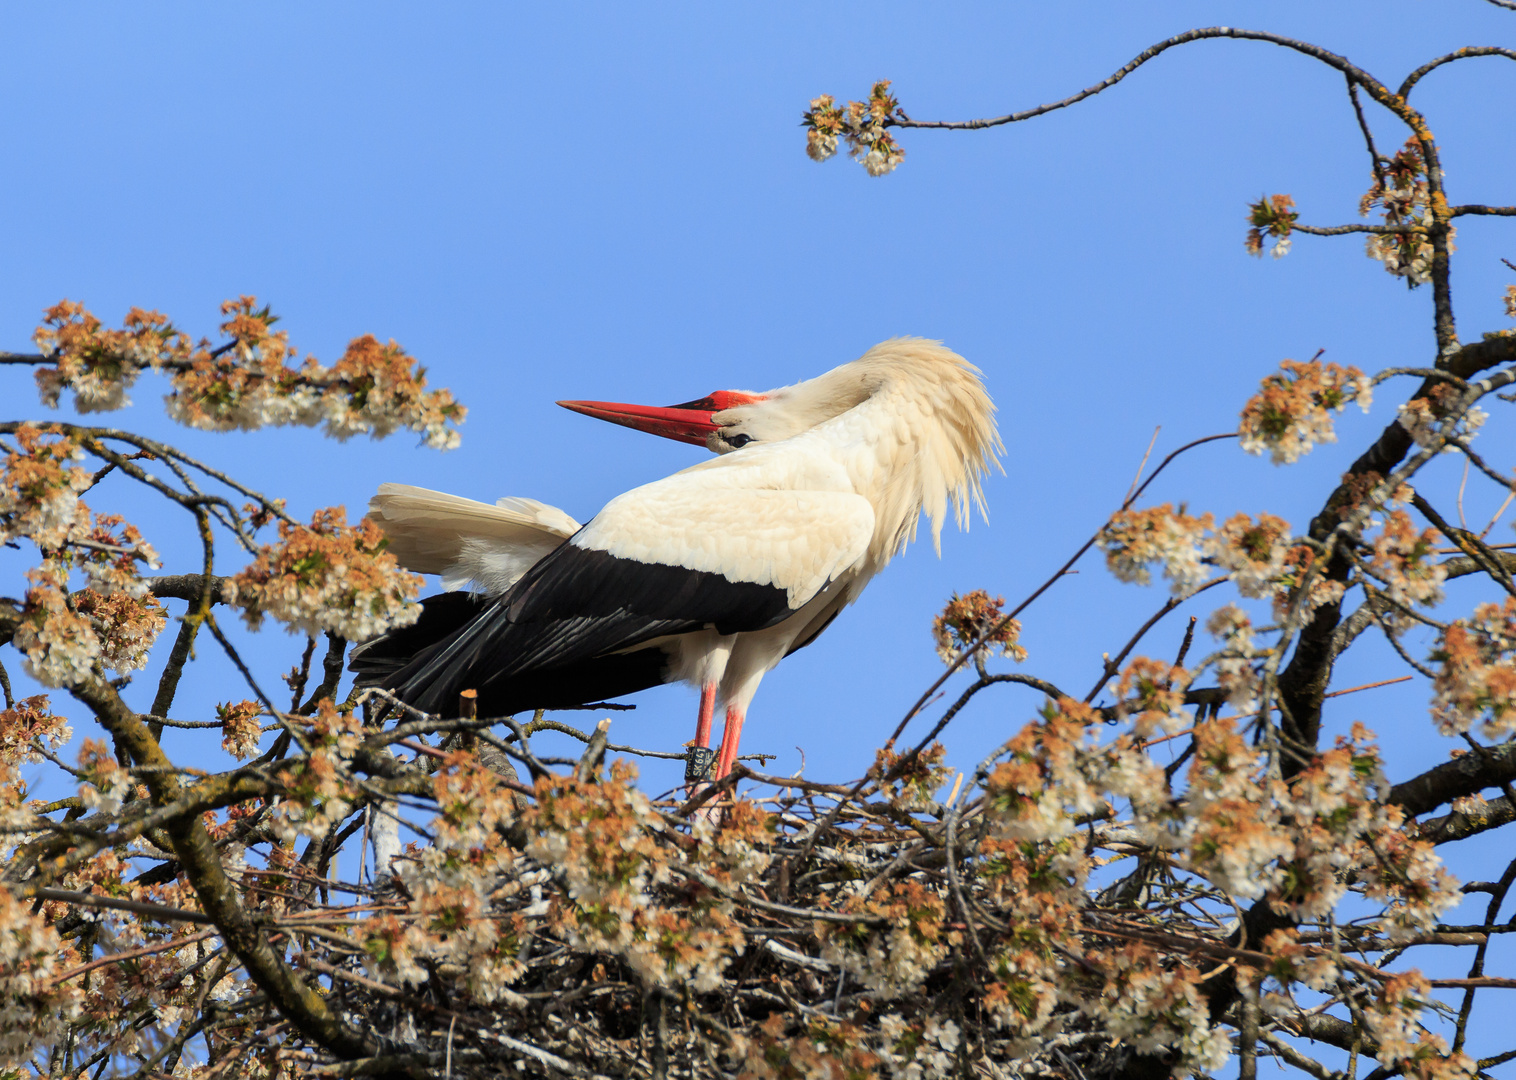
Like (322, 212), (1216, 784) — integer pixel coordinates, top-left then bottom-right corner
(360, 539), (796, 718)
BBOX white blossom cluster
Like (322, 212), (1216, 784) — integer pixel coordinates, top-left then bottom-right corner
(75, 739), (135, 815)
(802, 83), (907, 177)
(1238, 359), (1372, 465)
(0, 696), (72, 767)
(0, 427), (92, 549)
(1396, 396), (1487, 452)
(32, 300), (466, 450)
(0, 888), (82, 1069)
(819, 881), (948, 996)
(1365, 221), (1439, 284)
(1357, 139), (1453, 287)
(1432, 597), (1516, 739)
(877, 1014), (961, 1080)
(1097, 504), (1213, 595)
(1090, 954), (1232, 1078)
(1204, 604), (1263, 712)
(225, 509), (423, 642)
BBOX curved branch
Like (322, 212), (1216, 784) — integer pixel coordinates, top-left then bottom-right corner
(1344, 77), (1386, 188)
(1398, 46), (1516, 99)
(1369, 367), (1469, 387)
(0, 422), (297, 529)
(892, 28), (1399, 133)
(902, 671), (1070, 766)
(889, 25), (1461, 352)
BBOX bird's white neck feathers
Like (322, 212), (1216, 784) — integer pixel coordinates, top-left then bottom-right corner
(716, 338), (1002, 567)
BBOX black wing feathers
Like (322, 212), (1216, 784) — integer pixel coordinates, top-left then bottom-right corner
(347, 591), (488, 683)
(506, 543), (792, 631)
(378, 540), (794, 716)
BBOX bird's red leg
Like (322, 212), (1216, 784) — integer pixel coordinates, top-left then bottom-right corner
(694, 682), (717, 748)
(684, 683), (721, 808)
(715, 705), (746, 779)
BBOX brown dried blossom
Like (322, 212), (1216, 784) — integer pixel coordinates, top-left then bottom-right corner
(69, 511), (161, 594)
(5, 509), (165, 685)
(930, 589), (1024, 665)
(1273, 733), (1389, 921)
(51, 850), (214, 1060)
(1397, 384), (1487, 452)
(1179, 716), (1292, 900)
(1098, 503), (1213, 593)
(869, 741), (953, 811)
(0, 423), (91, 548)
(737, 1014), (880, 1080)
(1245, 193), (1298, 259)
(225, 506), (423, 640)
(1273, 542), (1345, 622)
(819, 879), (950, 995)
(75, 737), (132, 814)
(1238, 357), (1372, 464)
(1363, 508), (1446, 608)
(1204, 512), (1342, 622)
(72, 589), (166, 675)
(270, 702), (367, 841)
(1083, 944), (1231, 1076)
(801, 94), (845, 163)
(1207, 512), (1291, 597)
(522, 761), (759, 993)
(1337, 469), (1391, 521)
(12, 577), (103, 688)
(985, 700), (1102, 843)
(1358, 806), (1461, 941)
(218, 699), (265, 760)
(1359, 139), (1454, 286)
(978, 835), (1085, 1038)
(1113, 656), (1190, 738)
(0, 886), (82, 1069)
(1258, 928), (1339, 992)
(984, 698), (1165, 843)
(802, 81), (906, 176)
(1205, 604), (1263, 711)
(0, 695), (71, 767)
(31, 302), (179, 412)
(1361, 972), (1477, 1080)
(1431, 596), (1516, 738)
(33, 298), (466, 449)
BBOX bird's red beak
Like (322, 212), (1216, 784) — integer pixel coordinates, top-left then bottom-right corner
(557, 391), (763, 446)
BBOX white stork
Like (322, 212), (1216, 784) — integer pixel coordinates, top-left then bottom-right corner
(352, 338), (1001, 780)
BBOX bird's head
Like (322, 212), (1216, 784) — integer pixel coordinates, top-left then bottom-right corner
(559, 339), (999, 485)
(557, 389), (785, 454)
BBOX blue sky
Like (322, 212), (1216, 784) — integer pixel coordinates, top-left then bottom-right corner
(2, 1), (1514, 1030)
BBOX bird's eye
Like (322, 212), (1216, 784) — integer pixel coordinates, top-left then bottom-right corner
(725, 433), (753, 448)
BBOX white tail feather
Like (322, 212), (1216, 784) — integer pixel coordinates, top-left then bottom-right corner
(366, 483), (580, 594)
